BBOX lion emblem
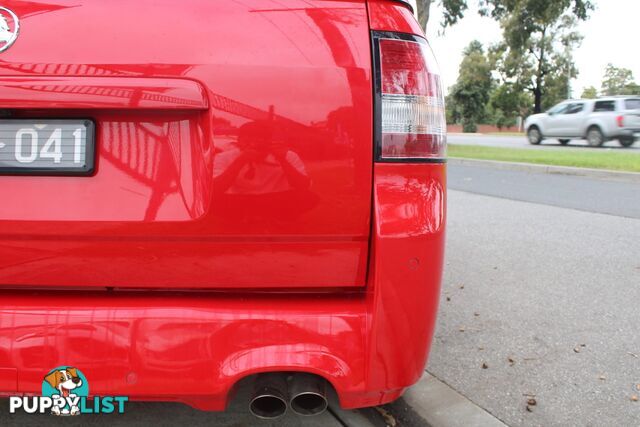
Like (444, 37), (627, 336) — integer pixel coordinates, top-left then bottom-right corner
(0, 15), (12, 42)
(0, 7), (19, 51)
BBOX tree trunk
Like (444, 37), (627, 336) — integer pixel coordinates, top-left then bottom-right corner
(533, 27), (547, 114)
(417, 0), (431, 31)
(533, 87), (542, 114)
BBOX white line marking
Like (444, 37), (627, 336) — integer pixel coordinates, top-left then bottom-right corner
(0, 142), (5, 149)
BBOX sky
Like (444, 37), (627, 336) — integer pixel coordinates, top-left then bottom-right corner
(425, 0), (640, 97)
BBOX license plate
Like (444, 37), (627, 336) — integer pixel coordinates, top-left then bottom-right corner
(0, 119), (95, 175)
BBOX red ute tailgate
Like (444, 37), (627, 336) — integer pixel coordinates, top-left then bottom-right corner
(0, 1), (373, 289)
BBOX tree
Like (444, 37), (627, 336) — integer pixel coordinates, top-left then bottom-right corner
(488, 82), (532, 127)
(450, 40), (493, 132)
(581, 86), (598, 99)
(601, 64), (639, 96)
(628, 83), (640, 96)
(422, 0), (593, 113)
(417, 0), (466, 29)
(438, 0), (593, 29)
(416, 0), (432, 30)
(493, 7), (587, 113)
(445, 92), (462, 124)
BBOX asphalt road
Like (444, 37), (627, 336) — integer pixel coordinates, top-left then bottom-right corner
(448, 163), (640, 219)
(449, 134), (640, 152)
(428, 165), (640, 426)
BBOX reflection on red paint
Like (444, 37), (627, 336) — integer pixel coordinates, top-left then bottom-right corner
(0, 0), (374, 289)
(212, 119), (318, 225)
(377, 173), (445, 237)
(367, 0), (423, 34)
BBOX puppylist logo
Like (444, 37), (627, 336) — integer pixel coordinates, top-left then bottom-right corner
(9, 366), (128, 416)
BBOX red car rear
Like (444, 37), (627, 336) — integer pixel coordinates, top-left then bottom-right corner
(0, 0), (446, 417)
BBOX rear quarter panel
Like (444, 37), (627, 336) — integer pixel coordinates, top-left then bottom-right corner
(586, 114), (614, 138)
(367, 0), (423, 34)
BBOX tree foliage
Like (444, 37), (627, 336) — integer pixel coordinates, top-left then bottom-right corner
(424, 0), (593, 113)
(580, 86), (598, 99)
(450, 41), (493, 132)
(416, 0), (466, 30)
(601, 64), (640, 96)
(440, 0), (593, 30)
(490, 5), (587, 112)
(488, 82), (531, 127)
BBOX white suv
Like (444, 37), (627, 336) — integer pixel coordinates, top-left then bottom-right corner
(524, 97), (640, 147)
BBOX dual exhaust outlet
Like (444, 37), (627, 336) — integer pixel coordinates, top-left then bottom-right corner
(249, 373), (328, 419)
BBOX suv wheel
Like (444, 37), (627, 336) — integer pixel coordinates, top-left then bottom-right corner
(586, 127), (604, 147)
(558, 139), (570, 145)
(527, 127), (542, 145)
(619, 136), (635, 148)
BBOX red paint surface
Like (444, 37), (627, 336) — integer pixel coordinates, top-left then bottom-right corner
(0, 0), (445, 411)
(367, 0), (424, 35)
(0, 77), (209, 110)
(0, 0), (374, 288)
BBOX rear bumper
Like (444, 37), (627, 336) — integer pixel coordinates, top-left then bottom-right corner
(0, 291), (391, 410)
(0, 163), (446, 410)
(619, 129), (640, 138)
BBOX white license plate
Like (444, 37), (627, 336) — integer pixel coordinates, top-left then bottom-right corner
(0, 119), (95, 175)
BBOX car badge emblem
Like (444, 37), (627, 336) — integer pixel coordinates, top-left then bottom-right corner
(0, 6), (19, 52)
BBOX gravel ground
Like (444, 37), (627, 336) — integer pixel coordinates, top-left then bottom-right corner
(428, 190), (640, 426)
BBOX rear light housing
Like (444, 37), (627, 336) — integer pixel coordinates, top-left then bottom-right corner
(617, 115), (624, 127)
(372, 32), (446, 162)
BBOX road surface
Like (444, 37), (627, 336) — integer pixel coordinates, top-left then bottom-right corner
(0, 396), (379, 427)
(448, 163), (640, 219)
(449, 133), (640, 152)
(428, 163), (640, 426)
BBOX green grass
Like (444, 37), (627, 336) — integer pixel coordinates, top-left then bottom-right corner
(448, 144), (640, 173)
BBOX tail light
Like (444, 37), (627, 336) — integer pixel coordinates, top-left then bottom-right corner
(617, 115), (624, 127)
(372, 32), (446, 161)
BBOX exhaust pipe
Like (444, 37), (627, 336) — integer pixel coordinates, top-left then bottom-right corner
(289, 373), (328, 416)
(249, 373), (288, 419)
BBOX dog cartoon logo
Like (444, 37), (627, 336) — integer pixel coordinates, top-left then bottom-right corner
(0, 7), (19, 52)
(42, 366), (89, 416)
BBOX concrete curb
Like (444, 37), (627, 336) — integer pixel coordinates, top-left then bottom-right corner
(403, 373), (508, 427)
(448, 157), (640, 183)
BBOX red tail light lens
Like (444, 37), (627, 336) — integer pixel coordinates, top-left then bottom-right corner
(617, 115), (624, 127)
(373, 32), (446, 161)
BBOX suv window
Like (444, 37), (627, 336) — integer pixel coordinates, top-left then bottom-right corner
(625, 99), (640, 110)
(593, 100), (616, 112)
(565, 103), (584, 114)
(548, 103), (569, 115)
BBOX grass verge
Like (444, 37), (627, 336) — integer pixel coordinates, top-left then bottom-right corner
(448, 144), (640, 173)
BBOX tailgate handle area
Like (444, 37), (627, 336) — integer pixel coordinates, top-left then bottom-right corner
(0, 76), (208, 110)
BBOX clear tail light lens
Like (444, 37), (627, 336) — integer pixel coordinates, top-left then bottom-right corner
(373, 33), (446, 161)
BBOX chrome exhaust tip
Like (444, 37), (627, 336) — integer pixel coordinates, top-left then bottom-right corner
(289, 374), (328, 416)
(249, 374), (288, 419)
